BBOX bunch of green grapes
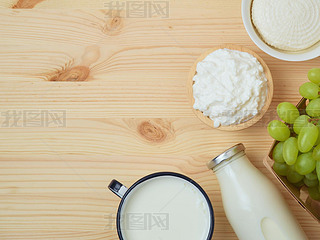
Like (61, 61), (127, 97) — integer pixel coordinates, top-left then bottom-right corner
(268, 68), (320, 201)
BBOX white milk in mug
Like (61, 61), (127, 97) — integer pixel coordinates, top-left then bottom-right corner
(108, 172), (214, 240)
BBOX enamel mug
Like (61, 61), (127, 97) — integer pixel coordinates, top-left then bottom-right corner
(108, 172), (214, 240)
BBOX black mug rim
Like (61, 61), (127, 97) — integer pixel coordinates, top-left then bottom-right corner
(116, 171), (215, 240)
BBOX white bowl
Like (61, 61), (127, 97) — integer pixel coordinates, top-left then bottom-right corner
(241, 0), (320, 62)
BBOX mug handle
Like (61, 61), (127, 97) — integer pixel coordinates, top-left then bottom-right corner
(108, 179), (128, 198)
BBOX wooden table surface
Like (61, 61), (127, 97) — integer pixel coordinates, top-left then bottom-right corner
(0, 0), (319, 239)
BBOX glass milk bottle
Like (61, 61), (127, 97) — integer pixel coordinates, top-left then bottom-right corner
(207, 143), (308, 240)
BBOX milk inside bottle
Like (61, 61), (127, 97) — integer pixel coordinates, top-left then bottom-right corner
(207, 143), (308, 240)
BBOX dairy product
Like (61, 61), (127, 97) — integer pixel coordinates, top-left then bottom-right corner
(192, 48), (267, 127)
(119, 176), (211, 240)
(252, 0), (320, 51)
(208, 144), (308, 240)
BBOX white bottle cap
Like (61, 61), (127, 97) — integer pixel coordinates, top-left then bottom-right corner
(207, 143), (245, 170)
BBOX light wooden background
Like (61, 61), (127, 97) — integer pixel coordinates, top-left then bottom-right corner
(0, 0), (319, 239)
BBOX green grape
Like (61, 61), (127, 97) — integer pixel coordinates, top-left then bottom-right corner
(295, 152), (316, 175)
(306, 98), (320, 117)
(298, 123), (318, 153)
(306, 171), (318, 181)
(313, 143), (320, 161)
(276, 102), (300, 124)
(272, 142), (285, 163)
(314, 124), (320, 146)
(267, 120), (290, 141)
(308, 68), (320, 85)
(293, 115), (310, 134)
(288, 164), (296, 172)
(283, 137), (298, 165)
(299, 82), (319, 99)
(304, 177), (319, 188)
(293, 180), (305, 188)
(317, 161), (320, 181)
(308, 186), (320, 200)
(287, 169), (304, 184)
(273, 162), (289, 176)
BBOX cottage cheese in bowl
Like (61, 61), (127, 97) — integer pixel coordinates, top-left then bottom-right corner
(192, 48), (268, 128)
(251, 0), (320, 51)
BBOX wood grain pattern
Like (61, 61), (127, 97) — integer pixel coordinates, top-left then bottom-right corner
(187, 44), (273, 131)
(0, 0), (319, 240)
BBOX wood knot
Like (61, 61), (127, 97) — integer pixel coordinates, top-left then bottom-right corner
(49, 66), (90, 82)
(12, 0), (45, 8)
(103, 15), (123, 35)
(137, 119), (174, 143)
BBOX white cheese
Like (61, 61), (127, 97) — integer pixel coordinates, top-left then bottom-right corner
(252, 0), (320, 51)
(192, 48), (267, 128)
